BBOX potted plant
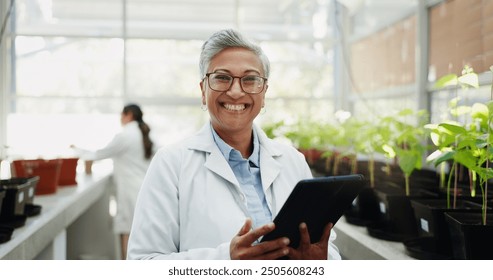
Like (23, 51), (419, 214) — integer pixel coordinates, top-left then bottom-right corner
(410, 116), (485, 259)
(443, 96), (493, 259)
(366, 109), (437, 242)
(344, 118), (397, 226)
(262, 118), (334, 173)
(431, 65), (481, 204)
(430, 65), (493, 259)
(405, 66), (487, 259)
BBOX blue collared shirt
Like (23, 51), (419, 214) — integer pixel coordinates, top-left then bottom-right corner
(211, 127), (272, 229)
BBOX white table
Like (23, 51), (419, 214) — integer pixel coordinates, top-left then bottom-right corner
(0, 167), (116, 260)
(334, 217), (415, 259)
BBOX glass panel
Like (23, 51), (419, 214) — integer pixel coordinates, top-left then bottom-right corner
(428, 0), (492, 80)
(126, 0), (235, 38)
(15, 37), (123, 97)
(6, 103), (209, 158)
(262, 41), (333, 99)
(126, 39), (202, 98)
(7, 112), (121, 159)
(16, 0), (123, 37)
(257, 98), (335, 126)
(430, 86), (491, 124)
(11, 97), (124, 114)
(144, 105), (209, 147)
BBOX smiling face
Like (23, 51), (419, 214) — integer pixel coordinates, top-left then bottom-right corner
(200, 47), (268, 138)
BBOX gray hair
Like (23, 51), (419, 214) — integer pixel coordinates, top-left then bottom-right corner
(199, 29), (270, 79)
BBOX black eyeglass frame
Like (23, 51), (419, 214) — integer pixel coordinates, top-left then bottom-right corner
(204, 72), (268, 94)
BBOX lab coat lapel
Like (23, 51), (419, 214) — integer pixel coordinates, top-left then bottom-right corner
(204, 148), (239, 187)
(188, 122), (239, 187)
(256, 125), (282, 192)
(259, 149), (281, 192)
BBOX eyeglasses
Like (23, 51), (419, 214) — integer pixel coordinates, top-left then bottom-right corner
(204, 73), (267, 94)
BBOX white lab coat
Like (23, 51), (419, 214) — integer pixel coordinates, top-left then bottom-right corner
(74, 121), (151, 234)
(127, 122), (340, 260)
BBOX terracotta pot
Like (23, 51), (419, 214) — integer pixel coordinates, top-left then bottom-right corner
(12, 159), (62, 195)
(58, 158), (79, 186)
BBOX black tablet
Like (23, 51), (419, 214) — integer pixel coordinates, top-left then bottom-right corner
(260, 174), (368, 248)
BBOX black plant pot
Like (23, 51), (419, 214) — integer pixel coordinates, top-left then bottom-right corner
(0, 178), (33, 228)
(445, 212), (493, 260)
(0, 224), (14, 244)
(344, 187), (381, 226)
(405, 199), (483, 259)
(366, 184), (438, 242)
(0, 188), (5, 217)
(2, 177), (41, 217)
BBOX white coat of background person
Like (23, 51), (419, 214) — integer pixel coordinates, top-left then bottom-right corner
(71, 103), (154, 260)
(127, 29), (341, 260)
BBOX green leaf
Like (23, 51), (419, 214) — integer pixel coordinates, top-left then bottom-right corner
(434, 74), (458, 89)
(398, 150), (420, 176)
(471, 104), (488, 118)
(438, 123), (467, 135)
(382, 144), (396, 158)
(427, 149), (455, 166)
(454, 150), (478, 171)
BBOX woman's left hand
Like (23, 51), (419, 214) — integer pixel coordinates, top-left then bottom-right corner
(287, 222), (332, 260)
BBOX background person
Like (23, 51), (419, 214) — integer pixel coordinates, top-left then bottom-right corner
(72, 103), (154, 259)
(127, 29), (340, 260)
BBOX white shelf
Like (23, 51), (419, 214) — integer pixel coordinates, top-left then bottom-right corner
(334, 217), (415, 260)
(0, 168), (115, 259)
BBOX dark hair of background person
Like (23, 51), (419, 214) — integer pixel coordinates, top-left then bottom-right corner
(123, 104), (154, 159)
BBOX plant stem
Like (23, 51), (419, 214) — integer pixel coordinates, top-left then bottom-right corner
(369, 156), (375, 188)
(454, 160), (458, 209)
(405, 174), (410, 196)
(351, 155), (357, 174)
(483, 181), (487, 225)
(333, 155), (340, 175)
(447, 162), (456, 209)
(325, 154), (332, 174)
(440, 162), (446, 189)
(485, 73), (493, 225)
(470, 170), (476, 197)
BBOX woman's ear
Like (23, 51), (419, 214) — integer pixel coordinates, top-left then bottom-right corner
(200, 81), (207, 105)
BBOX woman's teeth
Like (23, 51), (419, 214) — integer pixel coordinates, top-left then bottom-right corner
(223, 104), (246, 111)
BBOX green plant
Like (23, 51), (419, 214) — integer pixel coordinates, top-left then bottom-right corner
(350, 118), (395, 188)
(428, 66), (480, 208)
(262, 118), (336, 167)
(379, 109), (429, 196)
(427, 66), (493, 225)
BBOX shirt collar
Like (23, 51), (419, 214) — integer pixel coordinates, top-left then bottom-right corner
(211, 125), (260, 167)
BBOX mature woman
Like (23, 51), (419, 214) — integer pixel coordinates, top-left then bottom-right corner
(127, 29), (340, 260)
(72, 103), (154, 259)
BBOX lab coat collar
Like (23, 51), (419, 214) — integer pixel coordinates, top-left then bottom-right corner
(187, 122), (283, 190)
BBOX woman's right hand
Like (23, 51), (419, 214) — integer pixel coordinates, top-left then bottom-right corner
(230, 218), (290, 260)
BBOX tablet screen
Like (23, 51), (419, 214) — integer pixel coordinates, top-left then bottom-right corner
(260, 174), (368, 248)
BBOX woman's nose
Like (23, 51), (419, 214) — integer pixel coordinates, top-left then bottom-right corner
(226, 78), (246, 99)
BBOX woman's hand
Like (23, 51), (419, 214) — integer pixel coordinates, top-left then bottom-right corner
(287, 222), (332, 260)
(230, 218), (290, 260)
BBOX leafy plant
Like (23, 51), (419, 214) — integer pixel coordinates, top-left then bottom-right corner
(426, 66), (493, 225)
(350, 118), (396, 188)
(379, 109), (429, 196)
(428, 66), (480, 208)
